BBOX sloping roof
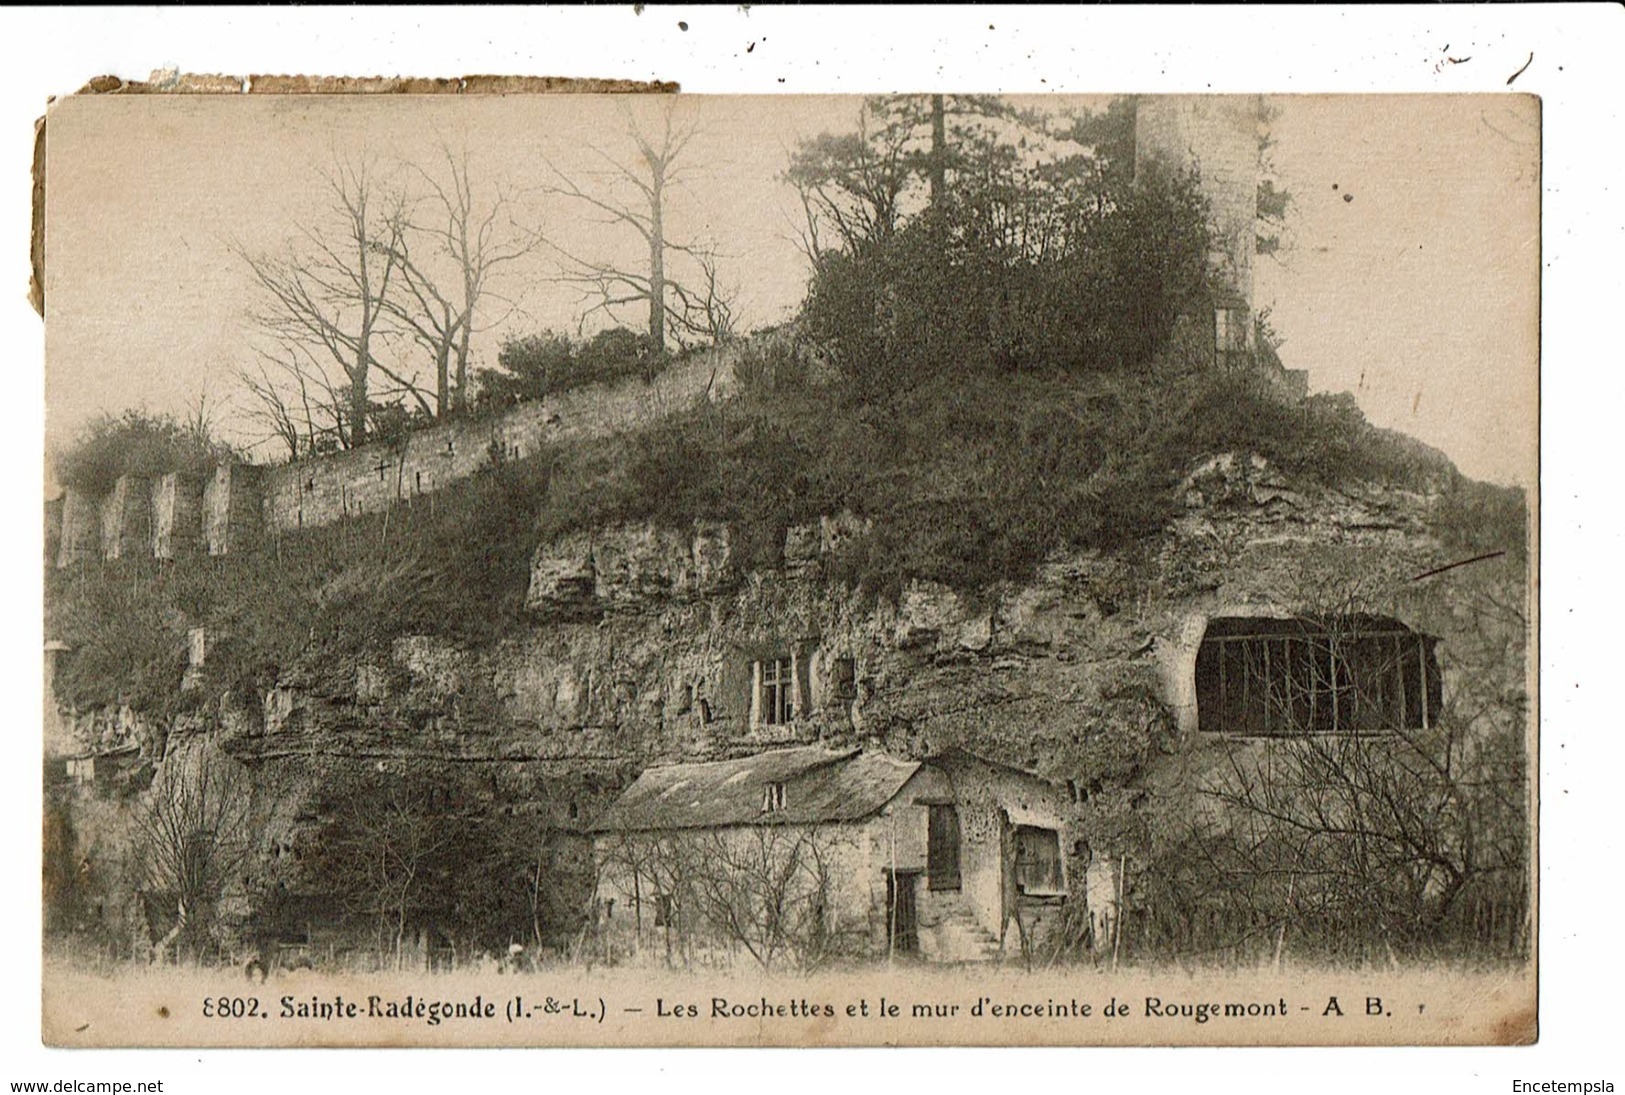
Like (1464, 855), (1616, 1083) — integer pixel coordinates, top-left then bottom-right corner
(928, 745), (1059, 785)
(591, 746), (922, 833)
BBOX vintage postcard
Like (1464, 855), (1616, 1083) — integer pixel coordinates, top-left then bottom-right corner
(39, 88), (1537, 1048)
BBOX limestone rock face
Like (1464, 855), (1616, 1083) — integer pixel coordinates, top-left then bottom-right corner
(895, 581), (965, 651)
(526, 521), (734, 617)
(526, 533), (598, 616)
(185, 453), (1482, 781)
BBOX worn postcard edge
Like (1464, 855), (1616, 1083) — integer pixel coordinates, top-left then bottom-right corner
(28, 72), (679, 316)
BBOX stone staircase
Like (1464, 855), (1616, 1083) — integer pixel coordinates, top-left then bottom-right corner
(919, 893), (1002, 963)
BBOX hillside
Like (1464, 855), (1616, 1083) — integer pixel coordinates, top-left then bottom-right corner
(44, 338), (1523, 721)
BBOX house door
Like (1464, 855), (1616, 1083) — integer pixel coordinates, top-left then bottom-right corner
(885, 869), (920, 956)
(928, 804), (961, 891)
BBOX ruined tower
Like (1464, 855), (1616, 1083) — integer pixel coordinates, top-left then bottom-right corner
(1134, 95), (1264, 366)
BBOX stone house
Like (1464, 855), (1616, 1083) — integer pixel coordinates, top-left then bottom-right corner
(589, 744), (1080, 966)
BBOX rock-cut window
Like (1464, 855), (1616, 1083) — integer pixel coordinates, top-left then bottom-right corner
(755, 656), (795, 726)
(1195, 615), (1442, 736)
(762, 782), (787, 813)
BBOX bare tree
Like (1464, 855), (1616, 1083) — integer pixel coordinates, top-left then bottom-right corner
(235, 347), (349, 459)
(237, 158), (425, 449)
(598, 824), (845, 971)
(314, 765), (462, 971)
(135, 742), (257, 964)
(543, 104), (736, 355)
(381, 147), (543, 418)
(1182, 594), (1529, 963)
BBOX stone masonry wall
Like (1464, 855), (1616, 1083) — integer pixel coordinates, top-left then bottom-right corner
(50, 347), (739, 567)
(260, 350), (733, 537)
(203, 463), (266, 556)
(56, 489), (100, 568)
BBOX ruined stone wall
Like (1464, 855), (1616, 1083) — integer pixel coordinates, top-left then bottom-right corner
(55, 489), (101, 568)
(257, 401), (554, 533)
(47, 347), (742, 567)
(44, 497), (63, 568)
(1135, 95), (1262, 315)
(98, 476), (152, 561)
(150, 473), (203, 559)
(203, 464), (265, 556)
(260, 350), (734, 537)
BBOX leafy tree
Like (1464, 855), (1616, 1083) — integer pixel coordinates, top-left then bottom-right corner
(478, 326), (658, 412)
(574, 326), (659, 384)
(477, 331), (572, 409)
(790, 95), (1212, 402)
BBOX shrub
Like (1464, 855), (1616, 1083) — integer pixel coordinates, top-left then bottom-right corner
(478, 327), (662, 413)
(1158, 369), (1457, 490)
(54, 409), (236, 496)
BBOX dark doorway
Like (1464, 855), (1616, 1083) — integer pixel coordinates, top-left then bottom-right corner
(885, 869), (920, 956)
(927, 804), (961, 891)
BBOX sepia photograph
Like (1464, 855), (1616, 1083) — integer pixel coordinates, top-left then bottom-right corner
(37, 85), (1538, 1049)
(13, 5), (1620, 1082)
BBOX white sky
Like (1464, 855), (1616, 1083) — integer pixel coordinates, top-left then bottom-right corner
(44, 92), (1537, 486)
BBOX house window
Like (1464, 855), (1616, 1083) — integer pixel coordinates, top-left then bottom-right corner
(654, 893), (676, 928)
(762, 781), (787, 813)
(755, 656), (796, 725)
(927, 804), (961, 891)
(1195, 616), (1442, 736)
(1013, 826), (1064, 895)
